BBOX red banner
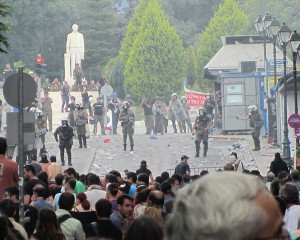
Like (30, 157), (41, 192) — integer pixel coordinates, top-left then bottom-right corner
(184, 88), (206, 120)
(184, 90), (206, 107)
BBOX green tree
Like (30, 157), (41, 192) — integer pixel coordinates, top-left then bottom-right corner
(196, 0), (249, 90)
(159, 0), (222, 47)
(109, 60), (125, 99)
(0, 2), (12, 53)
(124, 0), (185, 102)
(80, 0), (120, 69)
(119, 0), (149, 63)
(186, 46), (197, 87)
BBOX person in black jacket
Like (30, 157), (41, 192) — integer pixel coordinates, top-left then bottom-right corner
(269, 152), (289, 177)
(85, 199), (122, 240)
(54, 120), (74, 166)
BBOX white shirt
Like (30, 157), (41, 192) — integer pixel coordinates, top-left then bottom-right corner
(284, 205), (300, 231)
(84, 185), (106, 209)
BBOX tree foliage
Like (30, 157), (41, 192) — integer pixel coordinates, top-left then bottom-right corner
(186, 46), (197, 87)
(124, 0), (185, 102)
(109, 60), (125, 98)
(0, 2), (12, 53)
(196, 0), (249, 90)
(158, 0), (222, 47)
(119, 0), (149, 63)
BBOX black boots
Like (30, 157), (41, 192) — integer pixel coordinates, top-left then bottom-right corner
(123, 144), (127, 151)
(123, 144), (133, 151)
(203, 143), (208, 157)
(130, 145), (134, 151)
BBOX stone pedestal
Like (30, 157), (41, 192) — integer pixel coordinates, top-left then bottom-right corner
(64, 53), (73, 87)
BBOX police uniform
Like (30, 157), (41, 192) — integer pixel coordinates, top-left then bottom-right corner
(193, 114), (212, 157)
(76, 108), (88, 148)
(54, 121), (74, 166)
(152, 99), (164, 135)
(36, 115), (47, 154)
(119, 103), (135, 151)
(249, 110), (264, 151)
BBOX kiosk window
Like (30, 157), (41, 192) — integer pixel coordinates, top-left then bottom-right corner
(226, 84), (243, 94)
(226, 95), (243, 104)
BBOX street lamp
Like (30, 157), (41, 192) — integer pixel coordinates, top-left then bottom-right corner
(278, 23), (291, 164)
(267, 17), (281, 147)
(289, 30), (300, 153)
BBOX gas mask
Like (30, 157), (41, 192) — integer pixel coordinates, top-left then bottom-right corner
(199, 108), (206, 116)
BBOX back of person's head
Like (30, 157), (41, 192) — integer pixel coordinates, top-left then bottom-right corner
(161, 171), (169, 181)
(36, 208), (60, 232)
(0, 137), (7, 155)
(109, 170), (121, 178)
(117, 194), (133, 206)
(171, 174), (182, 184)
(50, 155), (57, 162)
(291, 169), (300, 181)
(107, 183), (119, 197)
(224, 163), (234, 171)
(135, 188), (151, 205)
(76, 192), (90, 210)
(266, 172), (275, 182)
(66, 167), (77, 178)
(123, 215), (163, 240)
(0, 199), (15, 217)
(275, 152), (281, 159)
(278, 171), (289, 181)
(126, 172), (137, 183)
(200, 170), (209, 177)
(182, 175), (190, 184)
(58, 192), (75, 210)
(242, 169), (251, 174)
(33, 185), (46, 198)
(144, 206), (164, 228)
(250, 170), (261, 177)
(137, 173), (149, 186)
(270, 180), (281, 197)
(4, 186), (19, 200)
(87, 174), (100, 185)
(148, 190), (164, 208)
(95, 199), (112, 218)
(164, 172), (272, 240)
(105, 174), (118, 184)
(160, 181), (172, 195)
(279, 183), (299, 205)
(55, 174), (64, 186)
(38, 172), (49, 185)
(155, 176), (164, 184)
(66, 178), (76, 191)
(231, 152), (238, 159)
(24, 164), (36, 176)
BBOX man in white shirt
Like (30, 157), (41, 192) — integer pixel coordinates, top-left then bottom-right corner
(280, 183), (300, 232)
(84, 174), (106, 209)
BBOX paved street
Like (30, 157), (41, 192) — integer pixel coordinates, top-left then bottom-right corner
(1, 91), (281, 177)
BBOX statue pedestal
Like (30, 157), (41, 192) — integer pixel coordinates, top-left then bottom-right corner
(64, 53), (73, 87)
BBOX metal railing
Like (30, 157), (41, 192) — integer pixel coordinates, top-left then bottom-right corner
(166, 166), (223, 176)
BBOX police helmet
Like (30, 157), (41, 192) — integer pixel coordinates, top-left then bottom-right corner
(122, 101), (130, 109)
(181, 96), (187, 101)
(30, 107), (36, 112)
(155, 96), (160, 101)
(171, 93), (178, 98)
(111, 92), (118, 98)
(61, 119), (69, 126)
(89, 117), (95, 125)
(198, 107), (206, 115)
(35, 110), (43, 118)
(248, 105), (257, 113)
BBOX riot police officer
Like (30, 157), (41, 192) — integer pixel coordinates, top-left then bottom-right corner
(236, 105), (264, 151)
(54, 119), (74, 166)
(75, 105), (88, 148)
(192, 107), (213, 157)
(119, 101), (135, 151)
(36, 110), (48, 155)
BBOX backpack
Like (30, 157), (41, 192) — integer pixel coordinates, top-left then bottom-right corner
(58, 214), (73, 225)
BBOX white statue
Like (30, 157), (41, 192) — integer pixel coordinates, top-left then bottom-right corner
(65, 24), (84, 83)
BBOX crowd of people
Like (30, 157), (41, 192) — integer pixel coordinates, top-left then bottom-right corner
(1, 131), (300, 240)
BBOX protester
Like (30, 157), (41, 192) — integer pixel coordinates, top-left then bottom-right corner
(269, 152), (289, 177)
